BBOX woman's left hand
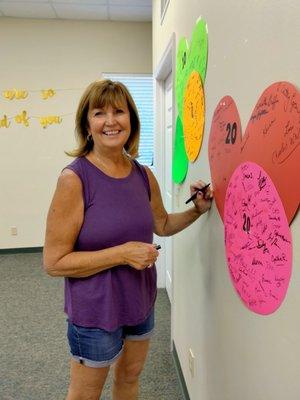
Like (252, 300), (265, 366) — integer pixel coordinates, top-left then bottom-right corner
(190, 180), (213, 215)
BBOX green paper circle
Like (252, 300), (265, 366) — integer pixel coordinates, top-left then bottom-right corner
(175, 37), (189, 119)
(186, 19), (208, 83)
(172, 116), (189, 184)
(176, 19), (208, 120)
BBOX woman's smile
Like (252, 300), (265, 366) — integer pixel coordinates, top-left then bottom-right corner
(102, 129), (122, 136)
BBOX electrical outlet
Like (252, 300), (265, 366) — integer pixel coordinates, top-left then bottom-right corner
(188, 348), (195, 378)
(10, 226), (18, 236)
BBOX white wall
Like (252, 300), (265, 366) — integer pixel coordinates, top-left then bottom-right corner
(153, 1), (300, 399)
(0, 17), (152, 249)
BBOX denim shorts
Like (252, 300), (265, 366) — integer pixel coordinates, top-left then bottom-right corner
(67, 309), (155, 368)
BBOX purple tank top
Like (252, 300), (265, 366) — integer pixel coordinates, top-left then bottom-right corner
(64, 156), (157, 331)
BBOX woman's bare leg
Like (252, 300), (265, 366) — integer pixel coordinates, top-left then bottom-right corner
(112, 339), (150, 400)
(66, 359), (110, 400)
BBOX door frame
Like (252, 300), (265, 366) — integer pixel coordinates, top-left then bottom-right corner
(153, 33), (176, 288)
(154, 33), (176, 343)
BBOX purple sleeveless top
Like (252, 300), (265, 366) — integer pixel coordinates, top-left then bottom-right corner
(64, 156), (157, 331)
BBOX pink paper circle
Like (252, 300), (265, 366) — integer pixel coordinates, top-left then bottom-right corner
(224, 162), (292, 315)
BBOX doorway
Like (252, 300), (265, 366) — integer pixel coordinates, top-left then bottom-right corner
(154, 33), (176, 307)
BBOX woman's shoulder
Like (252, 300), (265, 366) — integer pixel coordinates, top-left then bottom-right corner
(132, 161), (153, 179)
(132, 159), (152, 199)
(65, 156), (85, 170)
(63, 156), (87, 176)
(60, 157), (86, 185)
(132, 158), (147, 173)
(54, 169), (82, 202)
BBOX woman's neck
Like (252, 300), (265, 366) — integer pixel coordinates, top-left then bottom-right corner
(87, 148), (132, 178)
(90, 147), (127, 165)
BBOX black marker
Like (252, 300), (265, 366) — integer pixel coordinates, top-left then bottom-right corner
(185, 183), (210, 204)
(154, 244), (161, 250)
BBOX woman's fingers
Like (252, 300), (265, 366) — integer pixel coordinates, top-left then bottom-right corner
(190, 181), (213, 201)
(197, 187), (213, 200)
(190, 180), (206, 192)
(123, 242), (159, 270)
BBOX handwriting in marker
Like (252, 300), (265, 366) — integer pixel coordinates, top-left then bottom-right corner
(224, 162), (292, 315)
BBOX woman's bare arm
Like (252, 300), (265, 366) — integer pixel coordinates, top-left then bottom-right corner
(145, 167), (212, 237)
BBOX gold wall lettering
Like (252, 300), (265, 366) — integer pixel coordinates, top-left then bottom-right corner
(0, 115), (10, 128)
(2, 89), (28, 100)
(3, 90), (15, 100)
(15, 90), (28, 99)
(41, 89), (56, 100)
(15, 111), (30, 127)
(39, 115), (62, 129)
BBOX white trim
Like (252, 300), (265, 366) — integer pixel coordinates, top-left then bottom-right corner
(160, 0), (170, 25)
(153, 34), (175, 289)
(154, 33), (176, 346)
(153, 31), (176, 189)
(154, 33), (175, 81)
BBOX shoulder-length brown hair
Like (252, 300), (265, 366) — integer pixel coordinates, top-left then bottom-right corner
(66, 79), (140, 158)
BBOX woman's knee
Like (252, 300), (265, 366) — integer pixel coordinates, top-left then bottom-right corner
(67, 381), (103, 400)
(114, 360), (144, 385)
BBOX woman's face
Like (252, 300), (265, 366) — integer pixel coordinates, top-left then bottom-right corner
(87, 102), (131, 153)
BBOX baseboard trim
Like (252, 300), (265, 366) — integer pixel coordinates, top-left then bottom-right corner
(0, 247), (43, 254)
(172, 341), (190, 400)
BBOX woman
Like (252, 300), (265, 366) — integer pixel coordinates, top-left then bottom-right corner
(43, 79), (213, 400)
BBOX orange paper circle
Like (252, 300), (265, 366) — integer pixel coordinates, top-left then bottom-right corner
(183, 71), (205, 162)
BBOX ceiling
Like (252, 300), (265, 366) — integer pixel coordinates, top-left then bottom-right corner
(0, 0), (152, 22)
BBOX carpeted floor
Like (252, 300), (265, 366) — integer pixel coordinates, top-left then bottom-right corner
(0, 252), (183, 400)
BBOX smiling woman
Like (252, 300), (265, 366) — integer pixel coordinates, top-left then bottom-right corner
(66, 80), (141, 159)
(86, 102), (134, 179)
(43, 78), (212, 400)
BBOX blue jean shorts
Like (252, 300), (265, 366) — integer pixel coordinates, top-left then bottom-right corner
(67, 309), (155, 368)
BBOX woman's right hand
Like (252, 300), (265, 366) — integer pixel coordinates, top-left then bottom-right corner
(121, 242), (159, 270)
